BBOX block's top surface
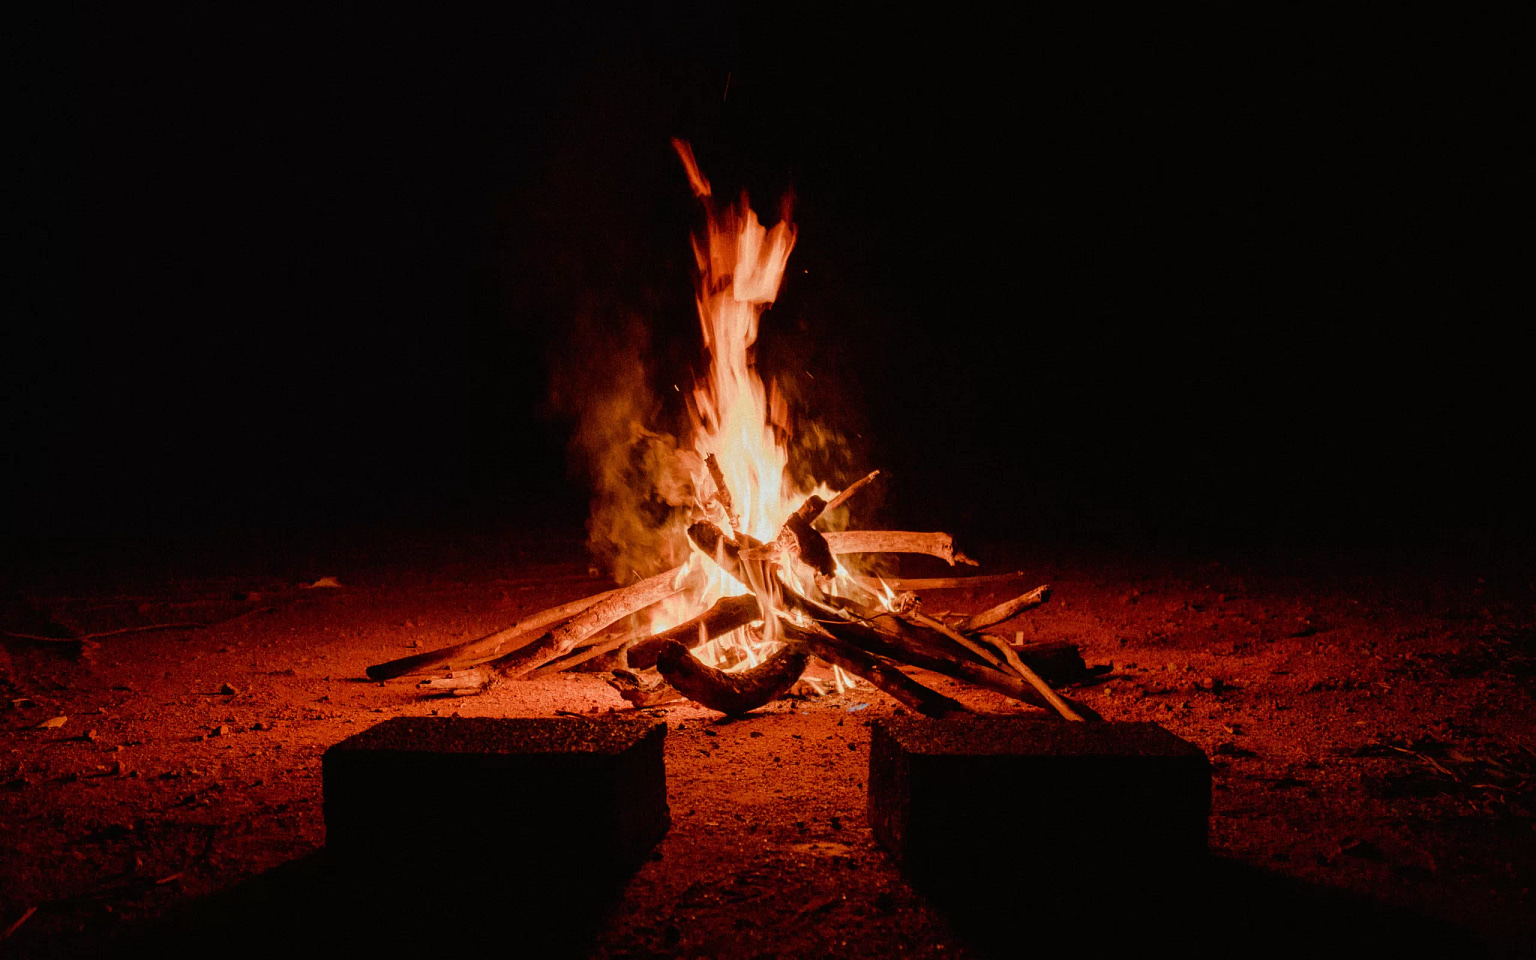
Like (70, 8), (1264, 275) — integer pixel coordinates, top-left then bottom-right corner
(329, 717), (664, 756)
(876, 717), (1206, 760)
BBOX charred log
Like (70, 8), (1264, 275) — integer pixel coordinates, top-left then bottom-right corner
(653, 641), (809, 716)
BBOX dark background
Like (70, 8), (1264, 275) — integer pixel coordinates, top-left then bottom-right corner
(5, 7), (1530, 560)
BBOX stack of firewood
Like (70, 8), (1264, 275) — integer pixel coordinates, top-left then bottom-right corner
(366, 471), (1092, 721)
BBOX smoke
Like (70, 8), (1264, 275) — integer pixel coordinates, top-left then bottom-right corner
(547, 311), (699, 584)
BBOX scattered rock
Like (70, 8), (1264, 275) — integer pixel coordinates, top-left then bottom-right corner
(219, 682), (238, 695)
(251, 721), (269, 731)
(38, 716), (67, 729)
(83, 729), (98, 742)
(211, 725), (231, 737)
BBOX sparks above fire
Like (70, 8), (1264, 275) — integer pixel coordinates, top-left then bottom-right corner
(367, 144), (1086, 722)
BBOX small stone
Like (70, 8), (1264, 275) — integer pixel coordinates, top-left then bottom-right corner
(211, 725), (231, 737)
(251, 721), (268, 731)
(749, 731), (763, 738)
(84, 729), (98, 742)
(220, 683), (238, 695)
(38, 716), (67, 729)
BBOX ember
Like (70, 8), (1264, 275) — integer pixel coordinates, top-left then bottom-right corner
(367, 145), (1091, 722)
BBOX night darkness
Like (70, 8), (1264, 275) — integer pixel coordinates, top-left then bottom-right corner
(7, 7), (1529, 559)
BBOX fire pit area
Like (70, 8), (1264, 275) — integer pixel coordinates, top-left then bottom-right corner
(2, 539), (1531, 956)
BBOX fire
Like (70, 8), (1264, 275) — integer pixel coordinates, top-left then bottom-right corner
(673, 139), (800, 545)
(652, 141), (840, 671)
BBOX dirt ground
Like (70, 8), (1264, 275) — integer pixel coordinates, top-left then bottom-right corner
(2, 533), (1532, 958)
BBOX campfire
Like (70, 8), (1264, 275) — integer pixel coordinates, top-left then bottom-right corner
(366, 142), (1088, 723)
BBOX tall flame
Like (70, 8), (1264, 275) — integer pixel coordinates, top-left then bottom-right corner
(673, 139), (799, 544)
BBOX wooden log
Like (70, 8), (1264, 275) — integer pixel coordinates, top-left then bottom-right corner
(526, 622), (646, 677)
(535, 592), (765, 676)
(622, 594), (762, 670)
(958, 584), (1051, 631)
(779, 622), (969, 718)
(484, 567), (690, 679)
(976, 631), (1084, 721)
(807, 615), (1097, 718)
(606, 669), (684, 708)
(821, 469), (880, 514)
(901, 608), (1082, 722)
(704, 453), (740, 533)
(822, 531), (977, 566)
(367, 588), (619, 680)
(850, 571), (1025, 592)
(654, 641), (809, 716)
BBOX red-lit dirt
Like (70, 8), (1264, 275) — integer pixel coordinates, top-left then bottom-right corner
(2, 538), (1532, 957)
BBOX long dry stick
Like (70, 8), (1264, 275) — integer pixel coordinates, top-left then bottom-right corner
(959, 584), (1051, 631)
(849, 571), (1025, 592)
(780, 622), (968, 718)
(822, 469), (880, 514)
(532, 593), (762, 676)
(367, 588), (619, 680)
(822, 531), (977, 566)
(810, 615), (1095, 717)
(973, 632), (1084, 722)
(485, 567), (689, 679)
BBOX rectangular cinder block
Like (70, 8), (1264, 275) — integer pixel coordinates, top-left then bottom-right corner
(869, 717), (1209, 890)
(323, 717), (669, 881)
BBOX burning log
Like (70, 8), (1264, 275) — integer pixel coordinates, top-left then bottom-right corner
(821, 531), (977, 566)
(704, 453), (740, 533)
(622, 594), (761, 670)
(958, 584), (1051, 631)
(654, 641), (809, 716)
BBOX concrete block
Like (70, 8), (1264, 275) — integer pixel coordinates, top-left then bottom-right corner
(324, 716), (669, 881)
(869, 716), (1209, 889)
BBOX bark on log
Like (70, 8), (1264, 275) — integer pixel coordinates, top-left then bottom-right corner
(367, 588), (617, 680)
(958, 584), (1051, 631)
(484, 567), (689, 679)
(822, 531), (976, 566)
(653, 641), (809, 716)
(779, 622), (969, 719)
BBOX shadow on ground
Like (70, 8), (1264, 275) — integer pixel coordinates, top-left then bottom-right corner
(113, 850), (626, 960)
(925, 855), (1494, 959)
